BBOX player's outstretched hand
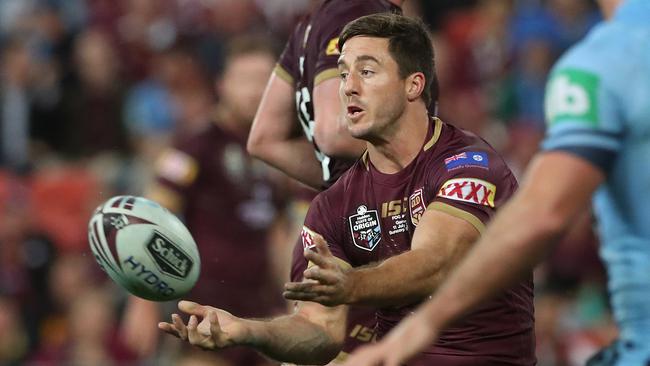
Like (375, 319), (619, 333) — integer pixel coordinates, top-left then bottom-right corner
(283, 234), (352, 306)
(158, 300), (249, 350)
(341, 311), (438, 366)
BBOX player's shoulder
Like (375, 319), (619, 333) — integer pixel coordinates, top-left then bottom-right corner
(175, 123), (225, 155)
(434, 122), (504, 166)
(552, 20), (642, 80)
(430, 121), (515, 183)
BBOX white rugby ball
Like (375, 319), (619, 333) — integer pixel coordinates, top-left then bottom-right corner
(88, 195), (200, 301)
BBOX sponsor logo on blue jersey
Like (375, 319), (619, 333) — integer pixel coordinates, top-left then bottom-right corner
(444, 151), (489, 171)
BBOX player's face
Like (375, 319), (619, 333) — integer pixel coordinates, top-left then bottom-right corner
(338, 36), (408, 140)
(219, 52), (275, 124)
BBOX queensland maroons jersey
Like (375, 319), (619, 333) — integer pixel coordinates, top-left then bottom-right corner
(155, 122), (285, 315)
(276, 0), (401, 188)
(542, 0), (650, 361)
(300, 118), (535, 365)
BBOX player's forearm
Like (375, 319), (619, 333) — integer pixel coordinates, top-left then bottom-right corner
(243, 313), (342, 364)
(418, 194), (561, 331)
(315, 118), (366, 158)
(417, 153), (603, 330)
(346, 248), (447, 307)
(248, 138), (323, 190)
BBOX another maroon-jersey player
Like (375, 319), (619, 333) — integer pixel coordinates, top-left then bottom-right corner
(248, 0), (403, 190)
(122, 36), (286, 366)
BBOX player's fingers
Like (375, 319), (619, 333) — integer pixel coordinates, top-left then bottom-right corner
(158, 322), (180, 338)
(284, 280), (321, 292)
(304, 249), (329, 268)
(207, 310), (223, 345)
(313, 235), (333, 257)
(284, 280), (318, 291)
(303, 266), (339, 285)
(178, 300), (207, 317)
(284, 287), (338, 303)
(186, 315), (202, 346)
(283, 289), (317, 300)
(171, 313), (188, 340)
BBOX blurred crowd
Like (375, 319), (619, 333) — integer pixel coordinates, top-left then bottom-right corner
(0, 0), (616, 365)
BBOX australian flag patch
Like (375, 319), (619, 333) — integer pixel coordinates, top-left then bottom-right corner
(444, 151), (489, 171)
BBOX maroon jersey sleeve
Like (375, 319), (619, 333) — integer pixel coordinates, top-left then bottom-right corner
(154, 138), (202, 196)
(425, 149), (518, 233)
(298, 191), (352, 266)
(275, 19), (304, 86)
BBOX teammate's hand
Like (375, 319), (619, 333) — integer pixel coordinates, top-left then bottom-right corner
(341, 311), (438, 366)
(158, 300), (249, 350)
(283, 234), (353, 306)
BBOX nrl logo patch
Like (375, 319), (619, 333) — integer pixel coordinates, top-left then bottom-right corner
(409, 188), (426, 226)
(349, 205), (382, 251)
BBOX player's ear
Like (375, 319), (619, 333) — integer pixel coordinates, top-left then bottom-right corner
(405, 72), (425, 102)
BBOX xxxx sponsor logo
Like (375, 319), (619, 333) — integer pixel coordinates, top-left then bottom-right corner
(437, 178), (496, 207)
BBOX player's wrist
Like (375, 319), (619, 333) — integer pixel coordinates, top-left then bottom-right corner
(344, 269), (363, 305)
(232, 318), (259, 347)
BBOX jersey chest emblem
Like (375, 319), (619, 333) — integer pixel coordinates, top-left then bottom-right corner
(409, 188), (426, 226)
(349, 205), (382, 251)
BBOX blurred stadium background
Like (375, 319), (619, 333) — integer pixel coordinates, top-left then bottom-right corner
(0, 0), (616, 365)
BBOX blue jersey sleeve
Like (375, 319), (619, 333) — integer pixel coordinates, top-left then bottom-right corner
(541, 31), (625, 173)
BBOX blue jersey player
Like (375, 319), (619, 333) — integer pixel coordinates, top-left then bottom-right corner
(342, 1), (650, 365)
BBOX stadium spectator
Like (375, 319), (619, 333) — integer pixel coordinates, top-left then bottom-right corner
(159, 13), (535, 365)
(343, 1), (650, 365)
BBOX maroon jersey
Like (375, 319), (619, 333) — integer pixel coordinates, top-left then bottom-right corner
(291, 237), (378, 364)
(276, 0), (401, 189)
(155, 122), (286, 364)
(300, 118), (536, 365)
(156, 122), (285, 312)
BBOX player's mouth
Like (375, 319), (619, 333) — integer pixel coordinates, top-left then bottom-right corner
(346, 105), (365, 121)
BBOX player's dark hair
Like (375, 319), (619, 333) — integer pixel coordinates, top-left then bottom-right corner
(339, 13), (438, 106)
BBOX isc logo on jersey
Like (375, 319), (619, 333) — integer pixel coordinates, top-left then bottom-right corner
(438, 178), (496, 208)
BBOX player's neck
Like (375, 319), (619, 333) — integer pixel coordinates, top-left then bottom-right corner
(367, 106), (429, 174)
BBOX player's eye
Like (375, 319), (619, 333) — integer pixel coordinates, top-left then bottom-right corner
(360, 69), (374, 77)
(340, 72), (348, 80)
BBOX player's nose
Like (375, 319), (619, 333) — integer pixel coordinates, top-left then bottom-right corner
(343, 73), (360, 97)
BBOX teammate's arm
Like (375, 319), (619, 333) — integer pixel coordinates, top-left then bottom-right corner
(413, 151), (604, 334)
(247, 72), (323, 190)
(284, 207), (479, 308)
(159, 299), (347, 365)
(342, 151), (605, 365)
(312, 77), (365, 157)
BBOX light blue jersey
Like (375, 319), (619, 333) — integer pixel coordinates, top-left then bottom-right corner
(542, 0), (650, 364)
